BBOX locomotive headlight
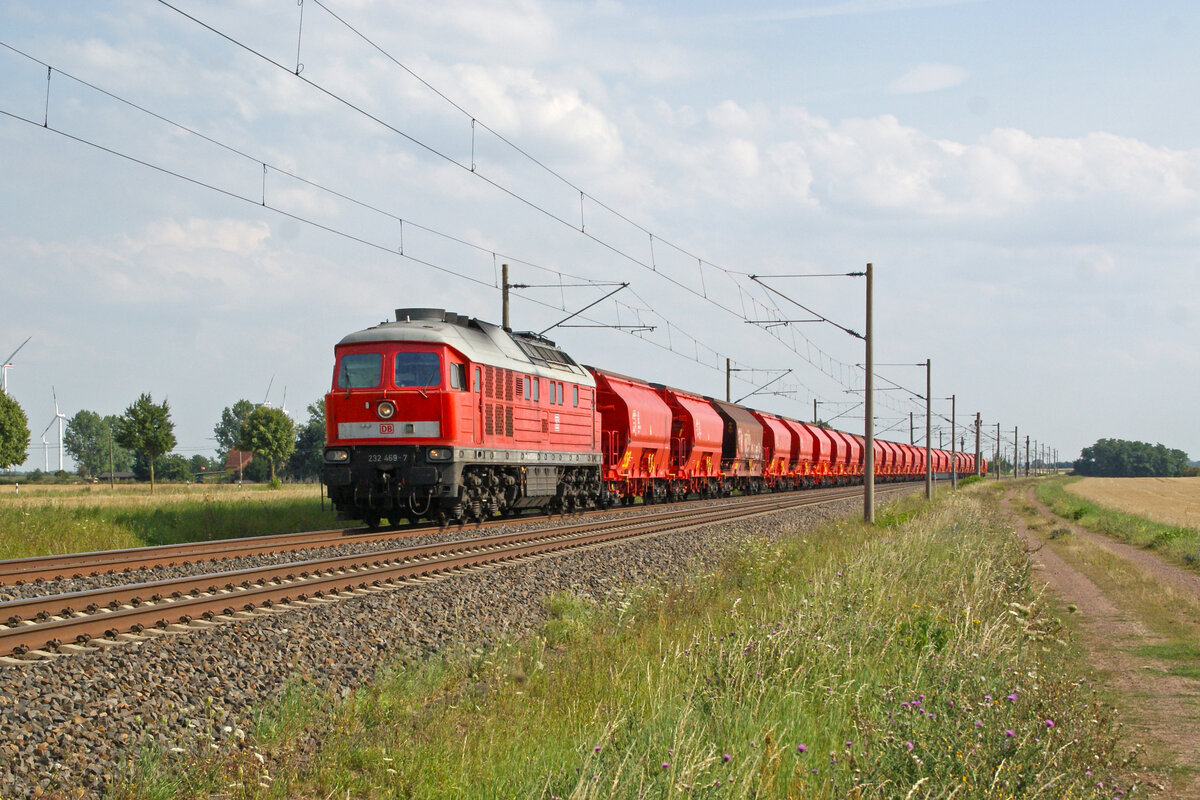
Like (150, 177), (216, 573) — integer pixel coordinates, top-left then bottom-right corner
(324, 449), (350, 463)
(377, 400), (396, 419)
(426, 447), (452, 462)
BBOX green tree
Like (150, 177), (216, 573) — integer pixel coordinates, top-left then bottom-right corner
(1073, 438), (1190, 477)
(0, 392), (30, 470)
(285, 399), (326, 481)
(114, 394), (177, 492)
(63, 410), (134, 478)
(214, 399), (255, 457)
(236, 405), (295, 483)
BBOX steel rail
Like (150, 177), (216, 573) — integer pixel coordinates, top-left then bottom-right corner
(0, 492), (820, 624)
(0, 484), (878, 584)
(0, 486), (900, 658)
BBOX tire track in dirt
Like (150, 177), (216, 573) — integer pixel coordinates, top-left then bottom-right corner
(1001, 487), (1200, 796)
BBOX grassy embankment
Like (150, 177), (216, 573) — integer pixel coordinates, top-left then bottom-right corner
(0, 484), (335, 561)
(1036, 478), (1200, 570)
(121, 489), (1130, 799)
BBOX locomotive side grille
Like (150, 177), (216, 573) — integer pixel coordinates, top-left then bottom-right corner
(505, 369), (514, 401)
(494, 404), (504, 437)
(505, 406), (513, 437)
(486, 366), (496, 398)
(485, 403), (494, 435)
(542, 417), (549, 433)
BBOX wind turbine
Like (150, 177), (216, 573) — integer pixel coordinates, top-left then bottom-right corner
(261, 374), (276, 407)
(40, 388), (68, 471)
(1, 337), (31, 394)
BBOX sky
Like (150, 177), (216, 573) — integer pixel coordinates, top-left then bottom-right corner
(1, 0), (1198, 472)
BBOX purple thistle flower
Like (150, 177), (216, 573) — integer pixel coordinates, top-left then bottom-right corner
(797, 744), (807, 753)
(844, 741), (853, 748)
(723, 753), (731, 762)
(901, 701), (910, 708)
(662, 762), (670, 769)
(1005, 730), (1014, 737)
(1006, 693), (1018, 701)
(974, 720), (983, 727)
(905, 741), (914, 751)
(1045, 719), (1055, 728)
(984, 695), (993, 703)
(594, 745), (602, 752)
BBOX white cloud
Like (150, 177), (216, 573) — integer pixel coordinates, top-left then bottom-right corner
(890, 62), (969, 94)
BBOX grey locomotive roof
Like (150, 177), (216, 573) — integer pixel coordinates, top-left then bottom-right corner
(338, 308), (595, 384)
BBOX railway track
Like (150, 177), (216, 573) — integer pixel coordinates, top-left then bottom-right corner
(0, 484), (911, 661)
(0, 484), (896, 586)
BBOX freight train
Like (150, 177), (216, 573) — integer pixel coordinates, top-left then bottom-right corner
(320, 309), (984, 526)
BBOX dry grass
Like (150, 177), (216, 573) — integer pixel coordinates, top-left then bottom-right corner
(1066, 477), (1200, 531)
(0, 482), (320, 509)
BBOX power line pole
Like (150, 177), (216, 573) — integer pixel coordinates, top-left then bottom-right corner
(1025, 436), (1030, 477)
(995, 422), (1001, 481)
(726, 358), (731, 403)
(502, 263), (511, 330)
(925, 358), (932, 500)
(950, 394), (957, 489)
(974, 413), (981, 476)
(909, 412), (914, 445)
(1013, 426), (1018, 481)
(864, 263), (874, 524)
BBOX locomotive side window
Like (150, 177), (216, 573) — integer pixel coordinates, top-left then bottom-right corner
(573, 385), (579, 407)
(449, 363), (466, 391)
(532, 378), (540, 402)
(522, 376), (530, 401)
(336, 353), (383, 388)
(474, 367), (482, 393)
(394, 352), (441, 388)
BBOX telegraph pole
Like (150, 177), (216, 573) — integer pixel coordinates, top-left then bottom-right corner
(814, 398), (818, 424)
(910, 412), (914, 445)
(726, 358), (732, 403)
(864, 264), (874, 524)
(1025, 436), (1030, 477)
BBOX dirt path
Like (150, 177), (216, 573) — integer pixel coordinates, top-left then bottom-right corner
(1001, 486), (1200, 796)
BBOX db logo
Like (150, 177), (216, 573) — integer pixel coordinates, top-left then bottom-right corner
(379, 423), (395, 434)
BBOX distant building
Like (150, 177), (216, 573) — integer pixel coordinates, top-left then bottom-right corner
(226, 450), (253, 481)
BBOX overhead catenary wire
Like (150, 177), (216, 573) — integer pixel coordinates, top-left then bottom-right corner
(3, 15), (991, 428)
(150, 0), (869, 394)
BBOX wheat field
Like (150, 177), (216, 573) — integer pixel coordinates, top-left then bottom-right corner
(1065, 476), (1200, 530)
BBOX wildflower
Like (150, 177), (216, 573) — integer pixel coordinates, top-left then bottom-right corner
(905, 741), (914, 751)
(1005, 730), (1014, 737)
(901, 701), (910, 708)
(662, 762), (670, 769)
(1045, 719), (1056, 728)
(594, 746), (602, 752)
(984, 695), (993, 703)
(974, 721), (983, 728)
(797, 744), (807, 753)
(723, 754), (731, 762)
(1006, 693), (1018, 701)
(668, 749), (674, 755)
(844, 741), (853, 748)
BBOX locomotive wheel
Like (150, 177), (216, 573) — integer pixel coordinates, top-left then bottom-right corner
(362, 512), (382, 530)
(387, 512), (406, 527)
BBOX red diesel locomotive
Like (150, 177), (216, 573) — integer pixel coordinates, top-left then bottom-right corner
(320, 309), (985, 526)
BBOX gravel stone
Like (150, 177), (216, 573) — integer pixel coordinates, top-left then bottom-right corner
(0, 489), (914, 796)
